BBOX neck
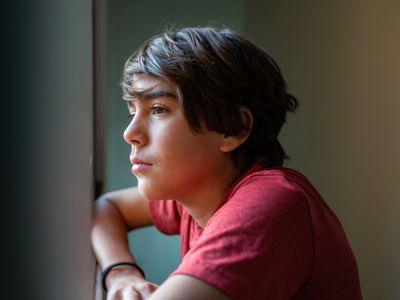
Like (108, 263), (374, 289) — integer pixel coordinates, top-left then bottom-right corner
(178, 160), (247, 228)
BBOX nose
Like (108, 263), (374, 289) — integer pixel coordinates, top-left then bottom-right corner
(123, 117), (147, 147)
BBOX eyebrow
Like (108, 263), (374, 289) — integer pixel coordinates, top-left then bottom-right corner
(127, 89), (178, 110)
(130, 90), (178, 101)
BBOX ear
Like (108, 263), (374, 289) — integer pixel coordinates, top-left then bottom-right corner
(219, 106), (253, 153)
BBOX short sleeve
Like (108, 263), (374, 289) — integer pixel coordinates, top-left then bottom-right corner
(148, 199), (182, 235)
(171, 174), (314, 300)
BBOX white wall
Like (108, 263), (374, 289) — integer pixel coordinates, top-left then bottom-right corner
(245, 1), (400, 299)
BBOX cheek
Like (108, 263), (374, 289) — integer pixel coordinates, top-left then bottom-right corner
(156, 132), (196, 163)
(151, 117), (223, 166)
(152, 119), (193, 153)
(170, 136), (222, 168)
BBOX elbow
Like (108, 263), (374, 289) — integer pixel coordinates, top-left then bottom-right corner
(93, 193), (114, 213)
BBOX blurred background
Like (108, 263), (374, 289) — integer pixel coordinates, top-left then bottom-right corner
(4, 0), (399, 299)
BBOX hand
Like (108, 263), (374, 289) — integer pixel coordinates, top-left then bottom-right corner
(105, 267), (158, 300)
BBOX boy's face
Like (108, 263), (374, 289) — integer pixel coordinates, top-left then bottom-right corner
(123, 75), (233, 202)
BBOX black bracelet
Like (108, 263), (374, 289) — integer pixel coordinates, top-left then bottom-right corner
(101, 262), (146, 291)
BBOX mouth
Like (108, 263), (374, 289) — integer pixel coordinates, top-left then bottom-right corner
(130, 157), (153, 174)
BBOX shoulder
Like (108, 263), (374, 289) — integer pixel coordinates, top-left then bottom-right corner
(211, 166), (312, 226)
(199, 166), (316, 256)
(232, 166), (312, 197)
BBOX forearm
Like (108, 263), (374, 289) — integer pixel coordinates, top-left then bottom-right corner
(91, 195), (136, 268)
(91, 189), (158, 296)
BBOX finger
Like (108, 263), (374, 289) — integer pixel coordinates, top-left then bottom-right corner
(139, 283), (158, 298)
(107, 288), (140, 300)
(107, 289), (120, 300)
(122, 288), (142, 300)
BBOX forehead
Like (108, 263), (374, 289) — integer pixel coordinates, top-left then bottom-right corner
(132, 74), (176, 95)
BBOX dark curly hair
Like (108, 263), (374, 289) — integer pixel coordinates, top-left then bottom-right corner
(121, 27), (298, 167)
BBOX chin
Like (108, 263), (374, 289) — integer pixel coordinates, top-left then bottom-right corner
(138, 184), (163, 201)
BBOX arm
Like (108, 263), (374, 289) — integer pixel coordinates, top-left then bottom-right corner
(149, 275), (231, 300)
(91, 186), (157, 298)
(92, 188), (231, 299)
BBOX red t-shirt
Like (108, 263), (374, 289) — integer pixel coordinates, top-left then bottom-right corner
(149, 164), (363, 299)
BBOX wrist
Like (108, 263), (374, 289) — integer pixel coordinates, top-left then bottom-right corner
(102, 262), (146, 291)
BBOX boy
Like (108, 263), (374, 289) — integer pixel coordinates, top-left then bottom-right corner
(91, 27), (362, 299)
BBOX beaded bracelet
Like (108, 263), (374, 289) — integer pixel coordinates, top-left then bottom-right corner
(101, 262), (146, 291)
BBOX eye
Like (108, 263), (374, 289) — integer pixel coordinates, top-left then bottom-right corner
(152, 106), (168, 115)
(127, 112), (135, 120)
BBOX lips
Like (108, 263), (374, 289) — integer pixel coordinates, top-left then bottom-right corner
(130, 156), (153, 174)
(130, 156), (151, 165)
